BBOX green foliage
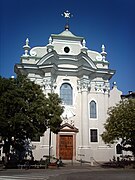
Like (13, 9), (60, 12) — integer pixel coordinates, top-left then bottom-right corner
(47, 93), (63, 134)
(0, 75), (63, 157)
(0, 75), (46, 141)
(101, 99), (135, 156)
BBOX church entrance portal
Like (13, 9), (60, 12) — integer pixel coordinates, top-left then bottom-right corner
(56, 123), (79, 160)
(59, 135), (73, 160)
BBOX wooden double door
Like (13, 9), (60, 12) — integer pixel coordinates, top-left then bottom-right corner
(59, 135), (73, 160)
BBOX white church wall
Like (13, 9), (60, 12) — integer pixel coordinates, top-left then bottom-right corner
(52, 41), (82, 55)
(14, 19), (123, 162)
(109, 83), (122, 107)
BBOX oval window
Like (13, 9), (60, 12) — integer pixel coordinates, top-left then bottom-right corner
(64, 47), (70, 53)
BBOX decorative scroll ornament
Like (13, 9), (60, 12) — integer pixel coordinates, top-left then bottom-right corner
(42, 78), (57, 91)
(95, 82), (110, 93)
(77, 78), (91, 92)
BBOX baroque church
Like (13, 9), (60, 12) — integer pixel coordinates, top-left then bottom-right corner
(15, 11), (122, 162)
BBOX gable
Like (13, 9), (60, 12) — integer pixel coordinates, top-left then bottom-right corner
(60, 123), (79, 133)
(36, 50), (97, 70)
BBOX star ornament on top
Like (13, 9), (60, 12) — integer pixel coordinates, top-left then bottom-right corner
(61, 10), (73, 19)
(61, 10), (73, 30)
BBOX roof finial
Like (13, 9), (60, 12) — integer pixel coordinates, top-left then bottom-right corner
(61, 10), (73, 30)
(49, 36), (52, 44)
(112, 81), (117, 89)
(101, 44), (107, 61)
(26, 38), (29, 46)
(101, 44), (105, 52)
(82, 39), (86, 47)
(23, 38), (30, 56)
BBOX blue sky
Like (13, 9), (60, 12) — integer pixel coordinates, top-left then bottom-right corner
(1, 0), (135, 94)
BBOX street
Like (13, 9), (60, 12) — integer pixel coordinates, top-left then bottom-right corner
(50, 169), (135, 180)
(0, 165), (135, 180)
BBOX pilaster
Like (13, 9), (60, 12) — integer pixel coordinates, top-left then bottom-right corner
(77, 76), (90, 147)
(42, 76), (57, 95)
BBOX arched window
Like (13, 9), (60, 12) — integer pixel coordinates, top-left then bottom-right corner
(90, 100), (97, 118)
(60, 83), (73, 105)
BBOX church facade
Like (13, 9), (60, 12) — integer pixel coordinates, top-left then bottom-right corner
(15, 15), (122, 162)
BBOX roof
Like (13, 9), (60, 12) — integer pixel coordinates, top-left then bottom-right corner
(51, 29), (84, 41)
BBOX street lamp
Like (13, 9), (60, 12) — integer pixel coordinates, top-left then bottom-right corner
(48, 128), (51, 163)
(47, 113), (53, 163)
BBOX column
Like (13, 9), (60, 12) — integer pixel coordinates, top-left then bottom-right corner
(80, 77), (90, 147)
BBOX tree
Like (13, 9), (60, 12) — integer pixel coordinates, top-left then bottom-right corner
(101, 99), (135, 157)
(0, 75), (63, 161)
(46, 93), (63, 133)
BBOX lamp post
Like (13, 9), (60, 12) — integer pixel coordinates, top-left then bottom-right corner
(46, 119), (51, 163)
(48, 128), (51, 163)
(47, 113), (53, 163)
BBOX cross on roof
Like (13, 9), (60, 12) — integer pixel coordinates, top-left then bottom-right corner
(61, 10), (73, 30)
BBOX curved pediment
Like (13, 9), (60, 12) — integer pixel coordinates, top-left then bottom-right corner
(77, 52), (97, 69)
(36, 50), (58, 66)
(36, 50), (97, 71)
(87, 50), (103, 62)
(60, 123), (79, 133)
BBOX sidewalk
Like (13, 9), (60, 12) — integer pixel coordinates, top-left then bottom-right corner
(0, 162), (102, 174)
(0, 161), (133, 173)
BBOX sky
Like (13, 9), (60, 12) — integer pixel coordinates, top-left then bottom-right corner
(0, 0), (135, 94)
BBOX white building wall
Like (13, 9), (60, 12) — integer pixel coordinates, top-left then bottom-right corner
(14, 28), (123, 162)
(109, 84), (122, 107)
(52, 41), (82, 55)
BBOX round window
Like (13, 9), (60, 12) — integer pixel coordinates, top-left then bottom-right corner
(64, 46), (70, 53)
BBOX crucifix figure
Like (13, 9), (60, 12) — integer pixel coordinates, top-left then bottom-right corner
(61, 10), (73, 30)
